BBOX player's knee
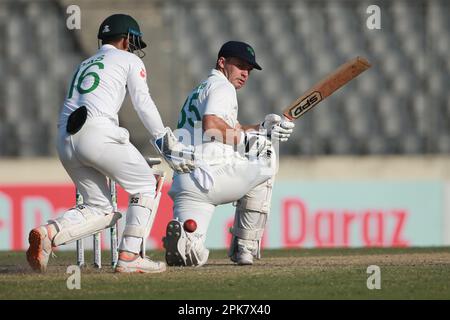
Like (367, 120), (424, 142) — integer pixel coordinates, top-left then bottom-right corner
(59, 204), (110, 224)
(50, 205), (122, 246)
(123, 193), (156, 239)
(78, 197), (114, 214)
(228, 192), (272, 261)
(128, 193), (155, 210)
(123, 174), (157, 197)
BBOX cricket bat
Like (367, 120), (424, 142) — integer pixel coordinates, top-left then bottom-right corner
(283, 56), (371, 121)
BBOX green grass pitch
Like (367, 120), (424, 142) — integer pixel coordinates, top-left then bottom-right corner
(0, 247), (449, 299)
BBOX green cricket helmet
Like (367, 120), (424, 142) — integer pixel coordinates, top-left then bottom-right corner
(97, 14), (147, 53)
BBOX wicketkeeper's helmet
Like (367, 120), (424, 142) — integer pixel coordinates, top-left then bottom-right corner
(97, 14), (147, 57)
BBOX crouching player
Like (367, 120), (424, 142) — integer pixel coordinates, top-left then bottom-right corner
(163, 41), (295, 266)
(26, 14), (195, 273)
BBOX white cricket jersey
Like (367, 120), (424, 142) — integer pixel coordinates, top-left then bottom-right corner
(58, 44), (166, 139)
(176, 69), (238, 162)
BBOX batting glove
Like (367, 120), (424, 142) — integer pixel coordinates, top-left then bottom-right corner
(240, 130), (272, 160)
(152, 127), (196, 173)
(260, 114), (295, 142)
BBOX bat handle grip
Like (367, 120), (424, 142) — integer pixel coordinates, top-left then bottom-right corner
(282, 115), (293, 122)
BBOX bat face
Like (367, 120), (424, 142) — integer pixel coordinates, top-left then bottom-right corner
(283, 56), (371, 121)
(288, 91), (322, 119)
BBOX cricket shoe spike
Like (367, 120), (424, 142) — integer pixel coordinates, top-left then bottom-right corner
(115, 251), (166, 273)
(163, 219), (188, 266)
(163, 219), (209, 267)
(26, 226), (53, 272)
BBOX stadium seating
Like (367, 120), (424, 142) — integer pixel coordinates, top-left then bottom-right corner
(0, 0), (84, 156)
(160, 0), (449, 155)
(0, 0), (448, 156)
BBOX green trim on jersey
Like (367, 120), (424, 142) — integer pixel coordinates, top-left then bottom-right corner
(177, 82), (207, 129)
(76, 62), (104, 94)
(67, 55), (105, 99)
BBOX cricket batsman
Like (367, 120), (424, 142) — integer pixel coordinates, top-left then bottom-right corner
(163, 41), (295, 266)
(26, 14), (195, 273)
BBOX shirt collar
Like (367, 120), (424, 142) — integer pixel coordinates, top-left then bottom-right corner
(99, 44), (118, 51)
(209, 68), (228, 82)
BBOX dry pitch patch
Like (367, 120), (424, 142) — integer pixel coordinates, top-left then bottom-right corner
(0, 248), (449, 299)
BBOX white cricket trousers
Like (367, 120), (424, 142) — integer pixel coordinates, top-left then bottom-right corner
(56, 116), (157, 252)
(169, 156), (277, 238)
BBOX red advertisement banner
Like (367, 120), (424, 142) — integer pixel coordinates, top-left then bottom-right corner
(0, 181), (436, 250)
(0, 184), (173, 250)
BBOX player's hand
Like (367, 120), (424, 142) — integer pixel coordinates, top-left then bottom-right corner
(241, 131), (272, 160)
(260, 114), (295, 142)
(271, 120), (295, 142)
(152, 127), (196, 173)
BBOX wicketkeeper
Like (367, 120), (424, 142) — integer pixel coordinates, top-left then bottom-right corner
(26, 14), (194, 273)
(163, 41), (295, 266)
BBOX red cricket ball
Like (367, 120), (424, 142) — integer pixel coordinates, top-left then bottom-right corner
(183, 219), (197, 233)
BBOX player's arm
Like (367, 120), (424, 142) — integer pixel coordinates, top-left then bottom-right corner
(202, 82), (260, 145)
(126, 58), (166, 139)
(127, 58), (195, 173)
(237, 123), (260, 132)
(202, 115), (272, 155)
(203, 114), (243, 145)
(203, 113), (294, 145)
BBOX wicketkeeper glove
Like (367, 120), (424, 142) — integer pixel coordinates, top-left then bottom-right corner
(151, 127), (196, 173)
(260, 114), (295, 142)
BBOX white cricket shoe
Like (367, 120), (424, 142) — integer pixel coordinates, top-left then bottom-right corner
(115, 252), (166, 274)
(26, 226), (53, 272)
(230, 240), (256, 265)
(163, 220), (188, 266)
(163, 219), (209, 267)
(232, 250), (254, 265)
